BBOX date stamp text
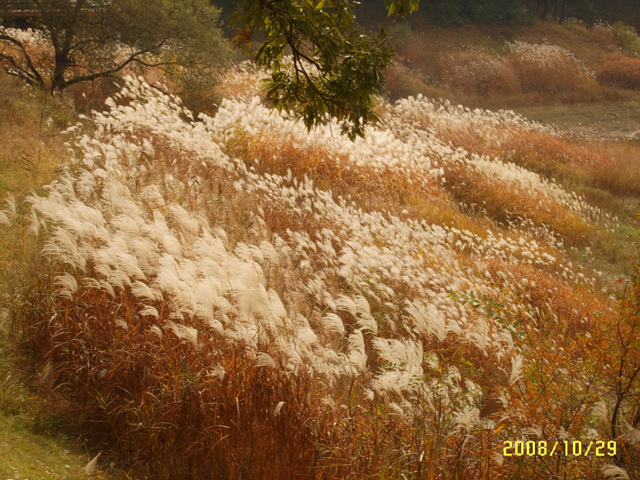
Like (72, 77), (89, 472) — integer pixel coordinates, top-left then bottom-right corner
(503, 440), (617, 457)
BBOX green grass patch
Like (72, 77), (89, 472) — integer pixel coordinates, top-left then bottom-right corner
(0, 330), (107, 480)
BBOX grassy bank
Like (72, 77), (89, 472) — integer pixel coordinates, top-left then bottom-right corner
(0, 72), (113, 480)
(2, 19), (640, 480)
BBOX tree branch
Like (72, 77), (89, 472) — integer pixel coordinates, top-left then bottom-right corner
(0, 33), (46, 87)
(61, 43), (167, 88)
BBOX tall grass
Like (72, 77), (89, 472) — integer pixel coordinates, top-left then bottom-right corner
(438, 42), (594, 100)
(596, 52), (640, 90)
(2, 28), (637, 479)
(440, 51), (520, 97)
(507, 41), (593, 94)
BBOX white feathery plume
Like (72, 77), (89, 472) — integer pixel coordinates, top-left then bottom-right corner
(0, 209), (10, 227)
(54, 273), (78, 300)
(322, 313), (345, 335)
(161, 233), (182, 258)
(131, 281), (161, 302)
(406, 301), (447, 342)
(27, 207), (41, 236)
(166, 321), (198, 347)
(267, 289), (287, 319)
(336, 295), (356, 317)
(523, 425), (543, 439)
(469, 317), (489, 352)
(373, 370), (404, 398)
(255, 352), (277, 368)
(298, 326), (318, 346)
(167, 204), (201, 237)
(593, 399), (609, 423)
(373, 337), (407, 365)
(272, 401), (285, 417)
(205, 318), (224, 335)
(601, 465), (630, 480)
(0, 193), (14, 226)
(99, 280), (115, 298)
(235, 242), (265, 264)
(354, 295), (378, 334)
(509, 355), (524, 386)
(347, 329), (367, 372)
(323, 291), (337, 312)
(336, 295), (377, 333)
(42, 229), (85, 271)
(454, 406), (480, 433)
(259, 241), (280, 267)
(194, 276), (228, 320)
(139, 305), (159, 318)
(236, 285), (269, 323)
(624, 423), (640, 445)
(114, 318), (129, 330)
(149, 325), (163, 339)
(84, 452), (102, 475)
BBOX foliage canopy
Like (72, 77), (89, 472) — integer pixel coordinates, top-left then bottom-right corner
(0, 0), (232, 93)
(233, 0), (418, 139)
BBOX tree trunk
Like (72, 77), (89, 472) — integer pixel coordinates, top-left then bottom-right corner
(52, 49), (68, 91)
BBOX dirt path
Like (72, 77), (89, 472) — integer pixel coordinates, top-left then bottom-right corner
(512, 99), (640, 141)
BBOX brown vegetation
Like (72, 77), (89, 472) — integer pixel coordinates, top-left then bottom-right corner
(596, 52), (640, 90)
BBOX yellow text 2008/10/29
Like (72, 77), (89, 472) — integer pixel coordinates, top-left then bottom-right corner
(503, 440), (617, 457)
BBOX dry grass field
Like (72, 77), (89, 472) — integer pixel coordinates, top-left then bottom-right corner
(2, 19), (640, 480)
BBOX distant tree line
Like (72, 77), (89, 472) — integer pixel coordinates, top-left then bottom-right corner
(348, 0), (640, 27)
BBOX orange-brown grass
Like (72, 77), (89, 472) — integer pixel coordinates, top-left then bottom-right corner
(596, 52), (640, 90)
(581, 138), (640, 196)
(490, 128), (639, 200)
(224, 130), (512, 244)
(405, 194), (492, 238)
(486, 258), (614, 334)
(442, 163), (594, 246)
(383, 63), (446, 101)
(224, 131), (444, 217)
(586, 254), (640, 480)
(440, 51), (521, 97)
(434, 122), (640, 203)
(497, 129), (597, 182)
(316, 373), (508, 480)
(482, 259), (617, 478)
(505, 333), (605, 480)
(508, 51), (590, 95)
(66, 77), (122, 114)
(390, 21), (626, 106)
(20, 278), (320, 480)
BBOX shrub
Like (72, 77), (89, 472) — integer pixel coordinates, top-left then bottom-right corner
(610, 21), (640, 56)
(592, 25), (619, 48)
(441, 51), (521, 97)
(595, 52), (640, 90)
(384, 62), (438, 100)
(507, 41), (593, 93)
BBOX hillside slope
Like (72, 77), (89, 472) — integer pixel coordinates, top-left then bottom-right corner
(0, 64), (636, 478)
(2, 22), (640, 480)
(386, 20), (640, 139)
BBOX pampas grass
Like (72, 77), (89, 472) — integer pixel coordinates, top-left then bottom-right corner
(5, 62), (626, 479)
